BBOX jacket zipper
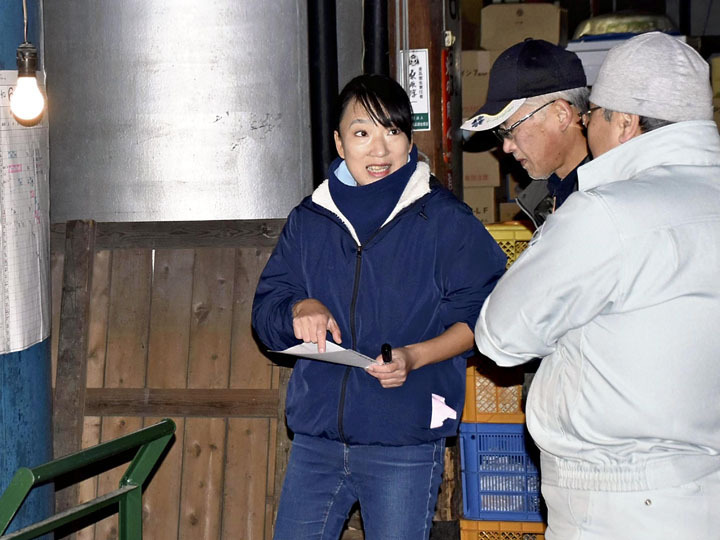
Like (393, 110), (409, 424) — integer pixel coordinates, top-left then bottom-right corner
(333, 199), (429, 443)
(337, 243), (364, 443)
(349, 244), (364, 347)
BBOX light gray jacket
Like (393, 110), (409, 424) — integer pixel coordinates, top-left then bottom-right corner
(475, 120), (720, 491)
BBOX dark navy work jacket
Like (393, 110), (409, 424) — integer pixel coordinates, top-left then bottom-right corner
(252, 162), (506, 445)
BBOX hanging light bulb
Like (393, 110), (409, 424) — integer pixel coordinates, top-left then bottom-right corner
(10, 42), (45, 126)
(10, 0), (45, 127)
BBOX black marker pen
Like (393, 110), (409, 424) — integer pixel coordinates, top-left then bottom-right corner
(381, 343), (392, 364)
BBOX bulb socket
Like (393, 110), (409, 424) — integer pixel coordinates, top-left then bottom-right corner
(16, 41), (38, 77)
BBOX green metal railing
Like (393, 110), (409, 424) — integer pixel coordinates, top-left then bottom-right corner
(0, 418), (176, 540)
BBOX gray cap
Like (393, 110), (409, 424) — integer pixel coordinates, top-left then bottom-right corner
(590, 31), (713, 123)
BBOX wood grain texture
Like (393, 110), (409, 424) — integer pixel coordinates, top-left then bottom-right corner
(222, 418), (270, 539)
(49, 220), (304, 540)
(95, 249), (151, 539)
(265, 416), (279, 540)
(178, 418), (227, 540)
(187, 248), (235, 389)
(53, 220), (95, 457)
(86, 250), (112, 390)
(75, 416), (102, 540)
(53, 220), (95, 518)
(179, 248), (235, 540)
(104, 249), (152, 388)
(143, 248), (194, 539)
(85, 388), (278, 417)
(93, 220), (286, 250)
(227, 246), (276, 539)
(142, 415), (185, 540)
(271, 367), (293, 532)
(50, 249), (64, 386)
(76, 249), (112, 540)
(145, 249), (194, 388)
(230, 247), (274, 390)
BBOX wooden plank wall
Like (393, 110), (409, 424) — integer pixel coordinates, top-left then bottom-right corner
(50, 220), (461, 540)
(50, 221), (284, 540)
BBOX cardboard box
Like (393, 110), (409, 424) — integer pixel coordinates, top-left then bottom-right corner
(461, 50), (502, 120)
(463, 151), (501, 188)
(505, 174), (522, 201)
(498, 201), (522, 222)
(464, 186), (497, 224)
(480, 3), (567, 50)
(462, 0), (484, 50)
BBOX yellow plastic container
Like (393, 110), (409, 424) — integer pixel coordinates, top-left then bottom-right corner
(463, 222), (534, 423)
(460, 519), (546, 540)
(486, 222), (533, 269)
(463, 357), (525, 423)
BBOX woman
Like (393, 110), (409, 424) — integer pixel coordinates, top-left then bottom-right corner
(252, 74), (506, 539)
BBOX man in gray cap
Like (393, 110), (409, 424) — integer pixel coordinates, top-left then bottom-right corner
(462, 39), (590, 227)
(475, 32), (720, 539)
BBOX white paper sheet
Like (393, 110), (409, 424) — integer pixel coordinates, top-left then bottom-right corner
(0, 71), (50, 355)
(273, 341), (379, 369)
(430, 393), (458, 428)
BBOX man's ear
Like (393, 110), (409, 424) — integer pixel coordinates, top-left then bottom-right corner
(618, 113), (642, 143)
(554, 99), (576, 131)
(334, 130), (345, 159)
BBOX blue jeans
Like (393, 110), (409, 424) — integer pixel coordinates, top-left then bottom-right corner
(273, 434), (445, 540)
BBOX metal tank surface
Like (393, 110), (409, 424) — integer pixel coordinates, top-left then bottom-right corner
(45, 1), (311, 222)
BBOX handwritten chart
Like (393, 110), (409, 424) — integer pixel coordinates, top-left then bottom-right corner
(0, 70), (50, 355)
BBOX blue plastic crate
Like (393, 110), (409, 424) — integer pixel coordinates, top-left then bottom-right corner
(459, 422), (544, 522)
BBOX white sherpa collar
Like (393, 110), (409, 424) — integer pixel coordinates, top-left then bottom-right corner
(311, 161), (433, 246)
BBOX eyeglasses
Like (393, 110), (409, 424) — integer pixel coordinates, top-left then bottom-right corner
(494, 100), (557, 142)
(578, 106), (602, 128)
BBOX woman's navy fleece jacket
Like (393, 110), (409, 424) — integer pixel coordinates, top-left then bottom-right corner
(252, 160), (506, 446)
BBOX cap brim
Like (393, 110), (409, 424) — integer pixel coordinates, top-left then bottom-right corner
(461, 99), (526, 132)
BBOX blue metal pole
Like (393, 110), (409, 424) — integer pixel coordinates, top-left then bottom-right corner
(0, 340), (53, 534)
(0, 0), (52, 535)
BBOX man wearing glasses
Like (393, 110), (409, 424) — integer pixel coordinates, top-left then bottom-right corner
(475, 32), (720, 539)
(462, 39), (590, 228)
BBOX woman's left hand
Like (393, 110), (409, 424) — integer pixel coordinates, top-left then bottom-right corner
(366, 346), (417, 388)
(364, 323), (473, 389)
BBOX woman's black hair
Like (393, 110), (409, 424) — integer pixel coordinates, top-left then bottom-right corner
(335, 74), (413, 140)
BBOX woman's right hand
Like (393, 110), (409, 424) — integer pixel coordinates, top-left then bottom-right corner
(292, 298), (342, 353)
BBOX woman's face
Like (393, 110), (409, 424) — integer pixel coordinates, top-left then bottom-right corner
(334, 98), (412, 186)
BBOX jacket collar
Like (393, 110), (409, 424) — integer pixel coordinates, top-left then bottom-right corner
(311, 161), (432, 245)
(578, 120), (720, 191)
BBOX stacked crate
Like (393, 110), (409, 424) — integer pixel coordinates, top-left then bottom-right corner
(460, 222), (546, 539)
